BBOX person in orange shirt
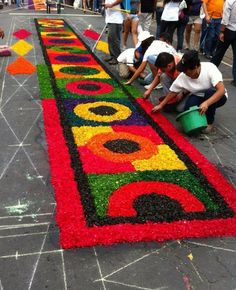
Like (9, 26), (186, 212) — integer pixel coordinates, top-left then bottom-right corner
(200, 0), (224, 59)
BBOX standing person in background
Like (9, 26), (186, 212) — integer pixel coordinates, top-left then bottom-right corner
(139, 0), (157, 32)
(82, 0), (87, 12)
(93, 0), (101, 11)
(0, 28), (4, 39)
(16, 0), (22, 8)
(160, 0), (183, 44)
(56, 0), (62, 14)
(176, 0), (191, 52)
(122, 0), (140, 48)
(156, 0), (164, 39)
(46, 0), (51, 13)
(211, 0), (236, 87)
(184, 0), (202, 50)
(104, 0), (123, 65)
(200, 0), (224, 59)
(122, 17), (132, 51)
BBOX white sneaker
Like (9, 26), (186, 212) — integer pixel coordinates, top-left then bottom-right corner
(122, 45), (127, 51)
(144, 83), (163, 90)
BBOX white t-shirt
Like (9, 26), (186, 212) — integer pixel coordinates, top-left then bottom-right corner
(117, 48), (135, 66)
(143, 40), (177, 62)
(105, 0), (124, 24)
(161, 1), (180, 21)
(170, 62), (228, 97)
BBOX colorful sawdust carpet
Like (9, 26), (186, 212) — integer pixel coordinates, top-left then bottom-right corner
(36, 18), (236, 248)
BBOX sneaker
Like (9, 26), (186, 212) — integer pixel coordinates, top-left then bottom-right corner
(144, 83), (163, 90)
(122, 45), (127, 51)
(108, 59), (118, 65)
(199, 48), (204, 55)
(205, 54), (212, 60)
(103, 56), (113, 62)
(231, 80), (236, 87)
(202, 126), (216, 134)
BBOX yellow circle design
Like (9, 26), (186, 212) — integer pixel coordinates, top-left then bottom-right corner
(74, 101), (132, 122)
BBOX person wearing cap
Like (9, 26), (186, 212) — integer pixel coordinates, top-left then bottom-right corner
(136, 31), (154, 48)
(125, 32), (176, 85)
(117, 32), (154, 79)
(117, 47), (145, 78)
(152, 50), (228, 133)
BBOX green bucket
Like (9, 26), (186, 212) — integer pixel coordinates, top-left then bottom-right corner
(176, 106), (207, 134)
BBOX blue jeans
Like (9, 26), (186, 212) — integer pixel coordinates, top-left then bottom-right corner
(16, 0), (22, 7)
(200, 18), (221, 56)
(160, 20), (178, 43)
(211, 28), (236, 81)
(93, 0), (101, 10)
(184, 88), (227, 124)
(177, 21), (188, 51)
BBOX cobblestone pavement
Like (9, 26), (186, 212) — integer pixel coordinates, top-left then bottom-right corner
(0, 5), (236, 290)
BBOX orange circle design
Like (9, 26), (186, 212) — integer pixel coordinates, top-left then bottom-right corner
(87, 132), (158, 162)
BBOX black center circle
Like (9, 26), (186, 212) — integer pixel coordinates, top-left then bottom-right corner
(134, 193), (184, 221)
(47, 33), (71, 37)
(49, 39), (75, 44)
(89, 106), (118, 116)
(60, 66), (99, 75)
(55, 55), (90, 62)
(59, 47), (74, 51)
(77, 83), (100, 91)
(103, 139), (141, 154)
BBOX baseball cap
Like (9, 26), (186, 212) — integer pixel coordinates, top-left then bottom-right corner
(177, 50), (199, 72)
(136, 31), (154, 48)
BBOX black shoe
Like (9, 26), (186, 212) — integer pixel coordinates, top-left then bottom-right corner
(108, 59), (118, 65)
(231, 80), (236, 87)
(103, 56), (113, 62)
(199, 48), (204, 54)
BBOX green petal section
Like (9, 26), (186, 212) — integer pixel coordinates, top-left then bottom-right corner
(47, 45), (88, 54)
(37, 64), (55, 99)
(123, 83), (143, 99)
(88, 171), (219, 217)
